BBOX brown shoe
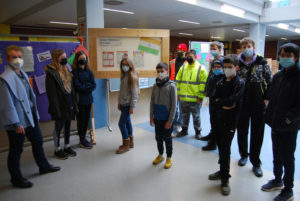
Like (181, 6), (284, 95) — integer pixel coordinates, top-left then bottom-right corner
(116, 139), (130, 154)
(129, 136), (134, 148)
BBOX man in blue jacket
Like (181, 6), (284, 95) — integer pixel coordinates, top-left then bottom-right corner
(0, 45), (60, 188)
(261, 43), (300, 201)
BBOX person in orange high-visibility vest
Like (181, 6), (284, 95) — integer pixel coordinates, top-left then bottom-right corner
(169, 43), (187, 134)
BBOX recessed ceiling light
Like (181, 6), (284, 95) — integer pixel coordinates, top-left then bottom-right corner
(122, 28), (128, 29)
(265, 34), (270, 37)
(221, 4), (245, 18)
(176, 0), (197, 5)
(233, 28), (246, 33)
(49, 21), (78, 25)
(281, 37), (288, 40)
(178, 19), (200, 25)
(295, 28), (300, 34)
(277, 23), (289, 30)
(211, 36), (221, 39)
(103, 8), (134, 14)
(179, 32), (193, 36)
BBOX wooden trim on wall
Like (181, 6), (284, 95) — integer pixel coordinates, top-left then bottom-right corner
(88, 28), (169, 79)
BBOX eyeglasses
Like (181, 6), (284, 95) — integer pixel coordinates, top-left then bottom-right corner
(9, 56), (22, 59)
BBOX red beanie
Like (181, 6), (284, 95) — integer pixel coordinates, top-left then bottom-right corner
(177, 43), (187, 52)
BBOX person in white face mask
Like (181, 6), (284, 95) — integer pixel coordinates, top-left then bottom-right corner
(0, 45), (60, 189)
(209, 55), (245, 196)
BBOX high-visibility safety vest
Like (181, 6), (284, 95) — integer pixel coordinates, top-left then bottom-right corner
(175, 61), (208, 102)
(169, 59), (187, 81)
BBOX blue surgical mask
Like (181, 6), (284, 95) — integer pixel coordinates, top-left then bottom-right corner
(213, 69), (223, 76)
(243, 48), (254, 58)
(279, 57), (295, 68)
(211, 50), (218, 57)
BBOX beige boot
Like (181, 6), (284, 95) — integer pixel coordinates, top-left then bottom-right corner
(116, 139), (130, 154)
(129, 136), (134, 148)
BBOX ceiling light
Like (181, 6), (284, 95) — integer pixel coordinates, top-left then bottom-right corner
(277, 23), (289, 30)
(176, 0), (197, 5)
(178, 19), (200, 25)
(270, 0), (282, 2)
(122, 28), (128, 29)
(281, 37), (287, 40)
(221, 4), (245, 18)
(235, 39), (242, 41)
(211, 36), (221, 39)
(103, 8), (134, 14)
(265, 34), (270, 37)
(233, 28), (246, 33)
(49, 21), (78, 25)
(179, 32), (193, 36)
(295, 28), (300, 34)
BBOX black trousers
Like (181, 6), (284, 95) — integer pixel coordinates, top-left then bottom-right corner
(154, 119), (173, 158)
(272, 130), (298, 190)
(6, 113), (50, 183)
(77, 104), (92, 142)
(54, 120), (71, 148)
(215, 118), (235, 181)
(237, 101), (265, 167)
(208, 102), (217, 143)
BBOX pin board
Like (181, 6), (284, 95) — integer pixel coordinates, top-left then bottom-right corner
(88, 28), (170, 78)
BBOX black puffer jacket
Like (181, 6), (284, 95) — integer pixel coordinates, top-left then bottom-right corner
(238, 54), (272, 107)
(265, 65), (300, 131)
(45, 65), (77, 120)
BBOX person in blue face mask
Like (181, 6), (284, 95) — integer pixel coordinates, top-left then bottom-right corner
(262, 43), (300, 201)
(201, 59), (225, 151)
(236, 37), (272, 178)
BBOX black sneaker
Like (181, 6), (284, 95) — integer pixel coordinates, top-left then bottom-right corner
(261, 179), (284, 192)
(54, 149), (68, 160)
(12, 178), (33, 188)
(200, 133), (212, 141)
(252, 166), (263, 177)
(221, 180), (230, 196)
(238, 157), (248, 166)
(208, 171), (221, 180)
(274, 189), (294, 201)
(176, 129), (188, 137)
(195, 130), (201, 140)
(39, 165), (61, 175)
(202, 141), (217, 151)
(80, 140), (93, 149)
(64, 147), (77, 157)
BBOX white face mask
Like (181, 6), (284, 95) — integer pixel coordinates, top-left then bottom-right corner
(224, 68), (236, 78)
(122, 65), (130, 72)
(10, 58), (24, 69)
(157, 72), (168, 80)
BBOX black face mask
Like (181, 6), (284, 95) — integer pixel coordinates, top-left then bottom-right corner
(60, 58), (68, 66)
(177, 52), (184, 58)
(187, 57), (194, 65)
(78, 59), (87, 66)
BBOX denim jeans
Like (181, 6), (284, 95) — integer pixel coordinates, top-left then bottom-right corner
(173, 100), (183, 127)
(7, 123), (50, 183)
(118, 105), (133, 139)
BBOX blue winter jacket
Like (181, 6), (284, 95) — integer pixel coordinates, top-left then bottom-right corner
(0, 66), (39, 130)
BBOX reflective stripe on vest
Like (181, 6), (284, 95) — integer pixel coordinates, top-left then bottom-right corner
(176, 63), (202, 85)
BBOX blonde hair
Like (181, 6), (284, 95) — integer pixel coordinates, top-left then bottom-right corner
(50, 49), (72, 93)
(5, 45), (23, 58)
(240, 37), (255, 47)
(120, 58), (138, 90)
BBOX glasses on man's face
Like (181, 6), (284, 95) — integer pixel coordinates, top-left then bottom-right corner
(10, 56), (22, 59)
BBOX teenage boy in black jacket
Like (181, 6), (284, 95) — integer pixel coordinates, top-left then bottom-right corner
(237, 37), (272, 177)
(208, 55), (245, 196)
(261, 43), (300, 201)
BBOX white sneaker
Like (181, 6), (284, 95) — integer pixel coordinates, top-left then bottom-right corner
(176, 126), (182, 133)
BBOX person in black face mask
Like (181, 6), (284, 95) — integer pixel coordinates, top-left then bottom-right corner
(72, 51), (96, 149)
(45, 49), (78, 160)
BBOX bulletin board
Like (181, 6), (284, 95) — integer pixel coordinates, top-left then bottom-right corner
(88, 28), (170, 78)
(0, 41), (80, 122)
(190, 41), (212, 72)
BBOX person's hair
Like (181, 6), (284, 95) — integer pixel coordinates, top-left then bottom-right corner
(120, 58), (138, 90)
(156, 62), (168, 71)
(210, 41), (223, 50)
(223, 54), (239, 66)
(5, 45), (23, 58)
(240, 37), (255, 48)
(50, 48), (72, 88)
(72, 51), (90, 70)
(280, 43), (300, 62)
(187, 49), (197, 57)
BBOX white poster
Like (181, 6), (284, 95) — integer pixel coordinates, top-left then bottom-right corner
(37, 50), (51, 62)
(99, 38), (122, 46)
(133, 50), (144, 68)
(21, 46), (34, 72)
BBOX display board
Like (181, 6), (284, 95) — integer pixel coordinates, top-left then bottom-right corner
(88, 28), (170, 78)
(109, 77), (156, 92)
(0, 41), (79, 122)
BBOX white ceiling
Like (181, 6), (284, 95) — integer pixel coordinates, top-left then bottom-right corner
(1, 0), (300, 41)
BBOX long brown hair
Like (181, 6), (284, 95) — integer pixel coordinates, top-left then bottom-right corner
(120, 58), (138, 90)
(72, 51), (90, 70)
(50, 48), (72, 92)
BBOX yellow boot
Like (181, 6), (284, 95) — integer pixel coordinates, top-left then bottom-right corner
(164, 158), (173, 169)
(152, 155), (164, 165)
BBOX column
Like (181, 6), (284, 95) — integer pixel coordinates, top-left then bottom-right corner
(249, 23), (266, 57)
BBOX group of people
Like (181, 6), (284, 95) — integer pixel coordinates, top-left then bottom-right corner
(0, 45), (96, 188)
(0, 38), (299, 201)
